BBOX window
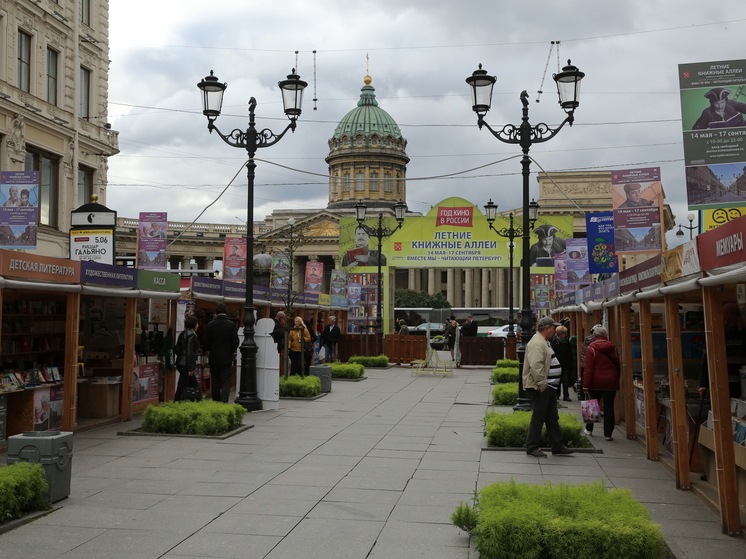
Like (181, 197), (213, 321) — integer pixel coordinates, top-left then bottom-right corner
(18, 30), (31, 92)
(78, 167), (94, 208)
(343, 173), (350, 192)
(384, 173), (392, 192)
(81, 0), (91, 26)
(47, 49), (58, 105)
(80, 67), (91, 118)
(355, 172), (365, 191)
(370, 172), (379, 192)
(25, 150), (59, 227)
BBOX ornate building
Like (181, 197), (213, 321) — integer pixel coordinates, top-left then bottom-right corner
(1, 0), (119, 256)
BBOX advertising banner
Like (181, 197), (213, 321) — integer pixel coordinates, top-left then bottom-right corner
(566, 238), (591, 286)
(585, 212), (619, 273)
(70, 229), (114, 264)
(330, 269), (347, 299)
(553, 253), (572, 293)
(0, 171), (39, 249)
(679, 59), (746, 210)
(612, 167), (663, 253)
(137, 212), (167, 270)
(304, 261), (324, 294)
(223, 236), (247, 282)
(272, 254), (290, 290)
(702, 206), (744, 231)
(697, 213), (746, 270)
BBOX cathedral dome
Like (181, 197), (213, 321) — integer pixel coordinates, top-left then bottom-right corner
(332, 77), (403, 140)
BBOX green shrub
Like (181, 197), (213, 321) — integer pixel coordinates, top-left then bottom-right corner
(432, 335), (445, 343)
(451, 501), (479, 533)
(348, 355), (389, 367)
(0, 462), (50, 523)
(330, 362), (364, 379)
(141, 400), (246, 436)
(491, 367), (519, 384)
(461, 480), (665, 559)
(279, 374), (321, 397)
(484, 410), (586, 448)
(495, 359), (519, 369)
(491, 383), (518, 406)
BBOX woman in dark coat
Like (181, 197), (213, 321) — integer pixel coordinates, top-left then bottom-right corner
(582, 327), (621, 440)
(174, 315), (200, 401)
(550, 325), (574, 402)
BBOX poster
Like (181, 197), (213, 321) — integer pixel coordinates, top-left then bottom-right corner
(0, 171), (39, 249)
(223, 236), (247, 281)
(566, 238), (591, 286)
(272, 254), (290, 290)
(304, 261), (324, 294)
(137, 211), (167, 270)
(132, 363), (159, 404)
(679, 59), (746, 210)
(612, 167), (663, 253)
(330, 269), (347, 298)
(586, 212), (619, 274)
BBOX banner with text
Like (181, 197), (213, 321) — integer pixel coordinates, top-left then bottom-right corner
(0, 171), (39, 249)
(612, 168), (663, 254)
(586, 212), (619, 274)
(223, 236), (247, 282)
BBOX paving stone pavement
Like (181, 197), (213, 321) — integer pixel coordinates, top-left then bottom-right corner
(1, 366), (744, 558)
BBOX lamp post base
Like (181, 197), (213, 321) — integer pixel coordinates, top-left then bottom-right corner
(513, 343), (533, 412)
(234, 394), (262, 412)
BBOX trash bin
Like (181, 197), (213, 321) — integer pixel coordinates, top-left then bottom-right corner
(309, 365), (332, 393)
(7, 431), (73, 503)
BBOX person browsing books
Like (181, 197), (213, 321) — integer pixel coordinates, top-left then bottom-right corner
(342, 224), (386, 267)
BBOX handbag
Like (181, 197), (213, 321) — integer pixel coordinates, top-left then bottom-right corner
(304, 340), (314, 354)
(182, 375), (202, 402)
(581, 398), (601, 423)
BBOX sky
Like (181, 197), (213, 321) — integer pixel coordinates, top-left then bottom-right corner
(106, 1), (746, 249)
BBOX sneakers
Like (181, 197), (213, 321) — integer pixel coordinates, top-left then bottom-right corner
(553, 448), (575, 456)
(605, 437), (613, 441)
(527, 449), (547, 458)
(582, 428), (593, 437)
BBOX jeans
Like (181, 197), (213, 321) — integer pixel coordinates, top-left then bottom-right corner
(585, 389), (617, 438)
(323, 343), (337, 362)
(526, 387), (565, 453)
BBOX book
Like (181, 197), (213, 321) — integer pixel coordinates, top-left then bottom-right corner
(51, 367), (61, 382)
(345, 247), (366, 264)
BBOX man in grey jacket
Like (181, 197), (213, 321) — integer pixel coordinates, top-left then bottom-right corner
(524, 316), (575, 458)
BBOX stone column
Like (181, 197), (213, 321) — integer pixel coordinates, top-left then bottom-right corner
(408, 268), (416, 290)
(465, 269), (474, 307)
(428, 268), (436, 295)
(481, 269), (491, 307)
(446, 269), (455, 305)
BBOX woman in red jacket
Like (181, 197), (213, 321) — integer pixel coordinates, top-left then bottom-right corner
(582, 327), (621, 441)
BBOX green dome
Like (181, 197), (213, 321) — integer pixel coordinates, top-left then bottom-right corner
(333, 81), (402, 139)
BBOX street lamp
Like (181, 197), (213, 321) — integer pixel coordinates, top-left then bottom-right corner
(198, 68), (307, 411)
(676, 212), (698, 240)
(467, 59), (584, 411)
(484, 198), (539, 340)
(354, 200), (407, 335)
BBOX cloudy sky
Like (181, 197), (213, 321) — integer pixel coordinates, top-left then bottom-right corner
(107, 1), (746, 248)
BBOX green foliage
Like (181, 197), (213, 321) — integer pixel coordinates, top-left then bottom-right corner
(495, 359), (519, 369)
(279, 374), (321, 397)
(348, 355), (389, 367)
(451, 501), (479, 533)
(491, 382), (518, 406)
(484, 410), (587, 448)
(491, 367), (519, 384)
(394, 288), (451, 308)
(330, 362), (364, 379)
(141, 400), (246, 436)
(0, 462), (50, 523)
(467, 480), (665, 559)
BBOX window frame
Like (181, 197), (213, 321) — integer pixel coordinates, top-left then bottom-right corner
(79, 66), (91, 118)
(47, 48), (59, 106)
(18, 30), (31, 92)
(24, 149), (60, 228)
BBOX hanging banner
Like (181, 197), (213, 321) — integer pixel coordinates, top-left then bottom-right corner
(565, 238), (591, 286)
(553, 253), (572, 293)
(586, 212), (619, 274)
(137, 212), (167, 270)
(223, 236), (247, 282)
(612, 168), (663, 253)
(702, 206), (745, 231)
(304, 261), (324, 294)
(271, 254), (290, 290)
(679, 59), (746, 210)
(0, 171), (39, 249)
(330, 269), (347, 299)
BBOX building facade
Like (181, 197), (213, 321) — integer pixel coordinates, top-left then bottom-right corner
(1, 0), (118, 256)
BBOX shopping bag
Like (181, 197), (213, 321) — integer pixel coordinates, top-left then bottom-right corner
(318, 346), (326, 361)
(581, 398), (601, 423)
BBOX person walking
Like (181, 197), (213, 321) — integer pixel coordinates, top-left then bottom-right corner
(397, 319), (410, 335)
(461, 315), (478, 337)
(203, 303), (240, 403)
(444, 319), (458, 360)
(174, 315), (200, 401)
(271, 311), (288, 376)
(582, 326), (621, 441)
(321, 316), (342, 362)
(550, 325), (575, 402)
(524, 316), (575, 458)
(578, 324), (602, 401)
(288, 316), (311, 376)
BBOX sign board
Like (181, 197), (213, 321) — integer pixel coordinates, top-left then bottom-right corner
(69, 229), (115, 265)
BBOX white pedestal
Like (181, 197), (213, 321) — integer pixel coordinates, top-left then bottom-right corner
(237, 319), (280, 410)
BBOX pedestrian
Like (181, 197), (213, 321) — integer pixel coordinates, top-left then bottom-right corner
(304, 320), (317, 376)
(582, 327), (621, 441)
(271, 311), (288, 375)
(288, 316), (311, 376)
(550, 325), (574, 402)
(461, 315), (478, 337)
(321, 315), (342, 362)
(524, 316), (575, 458)
(578, 324), (602, 401)
(203, 303), (240, 403)
(398, 319), (410, 335)
(174, 315), (200, 401)
(444, 319), (458, 360)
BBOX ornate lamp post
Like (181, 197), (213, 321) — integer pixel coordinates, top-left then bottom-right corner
(484, 198), (540, 340)
(354, 200), (407, 335)
(467, 59), (584, 410)
(675, 212), (698, 240)
(197, 69), (307, 411)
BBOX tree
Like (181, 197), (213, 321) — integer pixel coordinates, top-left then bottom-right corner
(394, 288), (451, 309)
